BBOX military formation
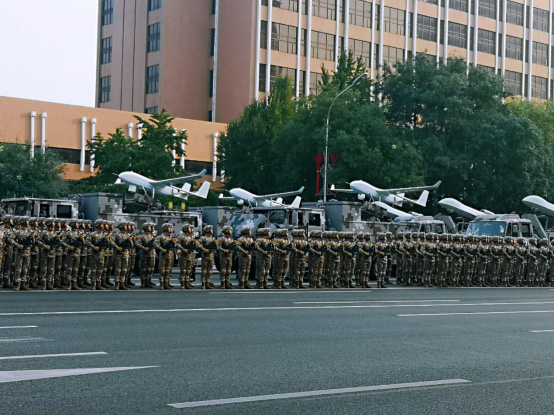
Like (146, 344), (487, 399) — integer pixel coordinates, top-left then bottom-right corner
(1, 214), (553, 291)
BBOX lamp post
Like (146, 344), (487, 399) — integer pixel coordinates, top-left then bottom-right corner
(323, 71), (368, 202)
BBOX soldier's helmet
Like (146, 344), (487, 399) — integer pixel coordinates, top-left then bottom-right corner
(117, 222), (127, 230)
(356, 232), (364, 241)
(94, 219), (104, 228)
(439, 233), (447, 241)
(240, 226), (251, 236)
(161, 223), (173, 232)
(256, 227), (270, 237)
(364, 232), (372, 241)
(1, 214), (13, 224)
(203, 225), (214, 234)
(404, 232), (411, 240)
(44, 218), (54, 226)
(292, 228), (306, 238)
(310, 230), (322, 239)
(182, 223), (193, 231)
(377, 232), (386, 241)
(18, 216), (30, 225)
(539, 238), (549, 247)
(222, 225), (233, 235)
(517, 237), (527, 246)
(504, 236), (512, 244)
(141, 223), (150, 231)
(385, 232), (393, 240)
(529, 237), (537, 246)
(397, 232), (404, 240)
(453, 234), (460, 242)
(425, 233), (433, 241)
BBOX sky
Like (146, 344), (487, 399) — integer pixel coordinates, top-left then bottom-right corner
(0, 0), (99, 107)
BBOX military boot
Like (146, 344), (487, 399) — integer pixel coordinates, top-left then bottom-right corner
(83, 276), (91, 287)
(21, 282), (31, 291)
(46, 281), (55, 290)
(298, 282), (305, 289)
(273, 282), (281, 289)
(147, 278), (156, 287)
(349, 282), (356, 288)
(244, 282), (252, 289)
(30, 280), (37, 288)
(225, 281), (233, 289)
(71, 281), (81, 291)
(207, 281), (215, 289)
(185, 281), (194, 290)
(42, 282), (47, 291)
(263, 283), (270, 289)
(126, 277), (135, 287)
(222, 282), (227, 289)
(114, 282), (120, 290)
(141, 279), (146, 288)
(120, 281), (129, 290)
(316, 282), (322, 289)
(164, 280), (172, 290)
(100, 278), (108, 289)
(333, 283), (339, 288)
(181, 282), (187, 289)
(96, 281), (105, 290)
(105, 276), (113, 286)
(281, 282), (288, 289)
(160, 280), (165, 290)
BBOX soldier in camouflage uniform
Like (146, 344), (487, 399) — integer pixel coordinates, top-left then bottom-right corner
(135, 222), (157, 288)
(449, 234), (464, 287)
(435, 233), (450, 288)
(461, 235), (476, 287)
(52, 219), (65, 288)
(272, 229), (291, 289)
(110, 222), (131, 290)
(27, 217), (41, 288)
(78, 220), (92, 288)
(290, 229), (308, 289)
(2, 215), (15, 288)
(385, 232), (393, 284)
(354, 232), (371, 288)
(325, 231), (341, 288)
(341, 232), (357, 288)
(236, 226), (254, 289)
(0, 216), (5, 291)
(394, 233), (405, 285)
(198, 225), (217, 289)
(374, 233), (388, 288)
(13, 217), (33, 291)
(37, 218), (58, 291)
(175, 223), (197, 289)
(487, 237), (501, 287)
(413, 233), (425, 285)
(255, 228), (273, 289)
(125, 222), (137, 287)
(217, 225), (235, 289)
(88, 220), (108, 290)
(500, 237), (514, 287)
(62, 220), (83, 291)
(546, 241), (554, 287)
(536, 238), (550, 287)
(102, 221), (115, 288)
(308, 230), (325, 288)
(526, 237), (539, 287)
(154, 223), (176, 290)
(473, 236), (487, 287)
(513, 238), (528, 287)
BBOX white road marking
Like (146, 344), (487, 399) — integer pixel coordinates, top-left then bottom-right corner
(0, 326), (37, 329)
(529, 330), (554, 333)
(0, 352), (108, 361)
(3, 300), (554, 316)
(294, 300), (460, 304)
(0, 366), (158, 383)
(168, 379), (471, 409)
(0, 337), (51, 343)
(399, 310), (554, 317)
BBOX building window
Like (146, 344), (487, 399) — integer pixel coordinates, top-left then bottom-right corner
(212, 0), (216, 14)
(449, 22), (467, 48)
(146, 65), (160, 94)
(259, 64), (267, 92)
(505, 36), (523, 60)
(477, 65), (495, 74)
(310, 72), (323, 95)
(262, 21), (299, 54)
(148, 0), (162, 11)
(532, 75), (547, 99)
(262, 0), (306, 13)
(208, 111), (213, 121)
(478, 0), (496, 19)
(211, 28), (215, 56)
(99, 76), (111, 103)
(450, 0), (468, 12)
(349, 0), (372, 28)
(270, 66), (296, 88)
(101, 37), (112, 65)
(532, 41), (548, 66)
(419, 0), (438, 5)
(312, 0), (336, 20)
(298, 70), (306, 94)
(145, 106), (158, 114)
(477, 29), (495, 55)
(147, 23), (161, 52)
(209, 70), (214, 97)
(311, 31), (335, 61)
(417, 15), (437, 42)
(382, 45), (404, 68)
(383, 7), (405, 36)
(506, 1), (524, 26)
(533, 8), (549, 32)
(504, 70), (522, 95)
(101, 0), (113, 26)
(348, 38), (371, 67)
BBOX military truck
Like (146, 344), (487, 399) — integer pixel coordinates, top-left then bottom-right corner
(1, 197), (79, 219)
(466, 214), (534, 238)
(188, 206), (236, 237)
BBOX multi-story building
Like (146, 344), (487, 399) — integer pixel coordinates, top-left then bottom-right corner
(97, 0), (554, 124)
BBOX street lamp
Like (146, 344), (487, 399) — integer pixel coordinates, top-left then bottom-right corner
(323, 71), (369, 202)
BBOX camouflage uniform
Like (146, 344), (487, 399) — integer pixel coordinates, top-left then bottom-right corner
(420, 233), (436, 288)
(547, 243), (554, 287)
(198, 225), (217, 289)
(513, 238), (528, 287)
(125, 223), (137, 287)
(525, 238), (539, 287)
(340, 232), (357, 288)
(308, 230), (325, 288)
(374, 233), (388, 289)
(62, 220), (84, 291)
(272, 229), (291, 289)
(236, 227), (254, 289)
(461, 236), (476, 287)
(27, 218), (41, 288)
(13, 217), (33, 291)
(1, 215), (15, 289)
(101, 222), (115, 288)
(536, 239), (550, 287)
(110, 222), (132, 290)
(449, 235), (464, 287)
(436, 234), (450, 288)
(394, 233), (405, 285)
(217, 226), (235, 289)
(500, 237), (514, 287)
(254, 228), (273, 289)
(289, 229), (308, 289)
(135, 222), (157, 288)
(78, 220), (93, 287)
(324, 232), (341, 288)
(154, 223), (177, 290)
(176, 224), (197, 289)
(413, 233), (425, 285)
(473, 236), (488, 287)
(87, 220), (108, 290)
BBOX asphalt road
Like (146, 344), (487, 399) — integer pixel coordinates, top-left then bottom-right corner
(2, 273), (554, 414)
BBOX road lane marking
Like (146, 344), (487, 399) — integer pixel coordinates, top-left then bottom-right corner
(529, 330), (554, 333)
(294, 300), (460, 304)
(399, 310), (554, 317)
(0, 366), (158, 383)
(3, 300), (554, 316)
(0, 326), (37, 329)
(0, 352), (108, 361)
(168, 379), (471, 409)
(0, 337), (51, 342)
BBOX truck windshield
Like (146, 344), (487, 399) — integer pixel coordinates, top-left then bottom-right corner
(466, 221), (506, 237)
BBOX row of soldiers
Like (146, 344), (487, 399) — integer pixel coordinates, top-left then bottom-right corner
(393, 232), (554, 288)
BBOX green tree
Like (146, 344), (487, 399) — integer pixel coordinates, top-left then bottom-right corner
(0, 143), (68, 199)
